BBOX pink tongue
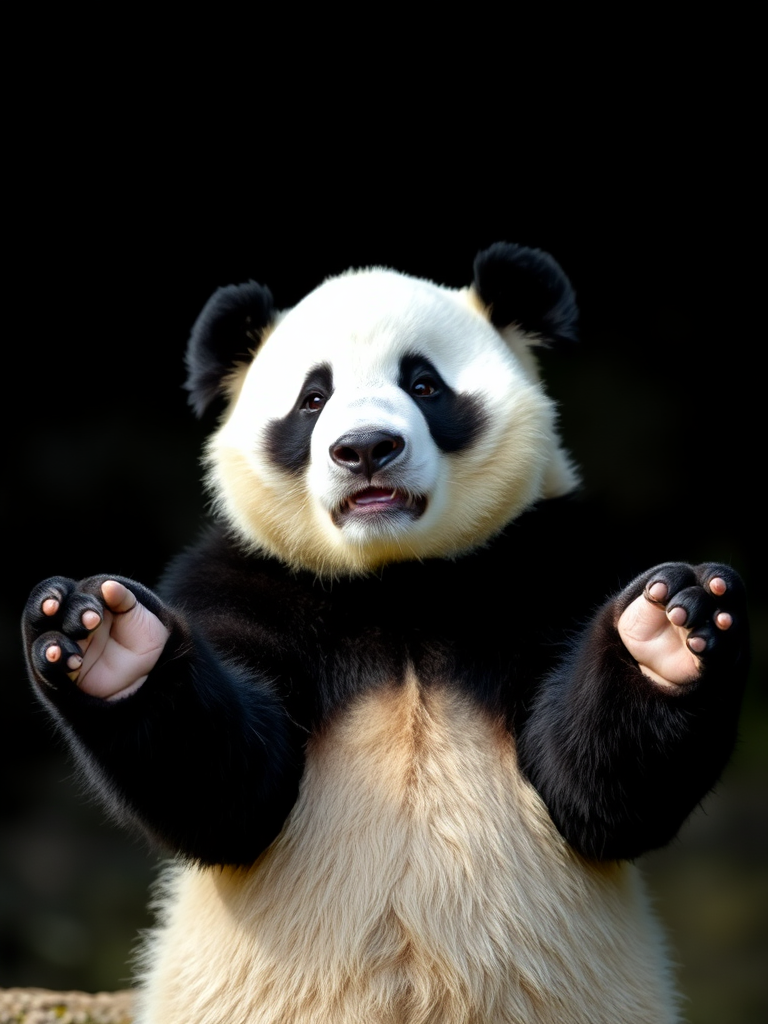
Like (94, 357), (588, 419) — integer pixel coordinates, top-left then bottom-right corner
(354, 489), (395, 506)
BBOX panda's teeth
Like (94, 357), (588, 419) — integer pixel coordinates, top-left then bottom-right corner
(352, 488), (399, 507)
(333, 489), (427, 527)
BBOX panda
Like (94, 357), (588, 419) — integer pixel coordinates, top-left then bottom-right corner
(22, 242), (750, 1024)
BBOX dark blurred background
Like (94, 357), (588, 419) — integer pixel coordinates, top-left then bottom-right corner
(1, 39), (764, 1024)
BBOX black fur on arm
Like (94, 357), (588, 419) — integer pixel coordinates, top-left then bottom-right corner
(24, 576), (303, 867)
(516, 572), (750, 861)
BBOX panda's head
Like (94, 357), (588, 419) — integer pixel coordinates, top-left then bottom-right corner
(185, 242), (580, 577)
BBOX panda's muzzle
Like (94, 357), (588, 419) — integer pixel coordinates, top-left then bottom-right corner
(329, 430), (427, 527)
(330, 429), (405, 479)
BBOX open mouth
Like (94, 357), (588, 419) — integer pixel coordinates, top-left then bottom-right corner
(332, 487), (427, 527)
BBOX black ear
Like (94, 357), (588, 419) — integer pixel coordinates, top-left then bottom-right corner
(472, 242), (578, 345)
(184, 281), (275, 417)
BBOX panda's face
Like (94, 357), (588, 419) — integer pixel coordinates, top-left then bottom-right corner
(204, 268), (576, 576)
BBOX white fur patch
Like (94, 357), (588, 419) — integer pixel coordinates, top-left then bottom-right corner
(135, 675), (680, 1024)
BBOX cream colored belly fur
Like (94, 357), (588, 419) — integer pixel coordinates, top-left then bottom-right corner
(135, 675), (681, 1024)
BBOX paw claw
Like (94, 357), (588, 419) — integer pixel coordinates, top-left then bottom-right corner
(45, 644), (62, 664)
(715, 611), (733, 631)
(646, 581), (668, 603)
(667, 606), (688, 627)
(82, 609), (102, 631)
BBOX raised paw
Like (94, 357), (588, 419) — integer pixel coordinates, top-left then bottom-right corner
(617, 562), (747, 688)
(22, 576), (170, 701)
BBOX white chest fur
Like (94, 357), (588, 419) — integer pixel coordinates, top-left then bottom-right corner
(136, 674), (681, 1024)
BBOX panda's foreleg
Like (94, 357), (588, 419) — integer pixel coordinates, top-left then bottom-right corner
(21, 574), (302, 866)
(516, 561), (749, 862)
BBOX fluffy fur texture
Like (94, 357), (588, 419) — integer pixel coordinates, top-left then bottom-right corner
(203, 265), (578, 576)
(22, 243), (750, 1023)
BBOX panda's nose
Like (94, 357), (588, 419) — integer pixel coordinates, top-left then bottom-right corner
(330, 430), (406, 478)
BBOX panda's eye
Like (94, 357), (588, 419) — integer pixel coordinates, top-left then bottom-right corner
(303, 392), (326, 412)
(411, 376), (439, 398)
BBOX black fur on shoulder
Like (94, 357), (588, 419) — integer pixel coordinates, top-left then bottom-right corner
(473, 242), (579, 345)
(184, 281), (275, 417)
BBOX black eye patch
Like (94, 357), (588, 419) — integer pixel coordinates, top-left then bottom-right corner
(398, 354), (486, 453)
(264, 362), (334, 475)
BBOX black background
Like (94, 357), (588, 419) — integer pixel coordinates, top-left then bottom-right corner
(1, 38), (765, 1024)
